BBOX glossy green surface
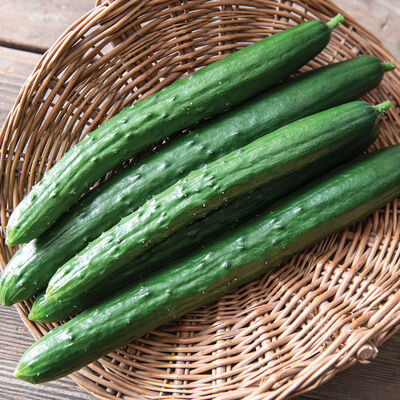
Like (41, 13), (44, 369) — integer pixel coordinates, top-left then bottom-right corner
(44, 101), (382, 305)
(29, 131), (376, 322)
(16, 145), (400, 384)
(1, 55), (389, 306)
(6, 19), (334, 246)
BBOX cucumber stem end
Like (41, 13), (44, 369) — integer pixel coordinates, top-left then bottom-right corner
(327, 14), (344, 30)
(383, 61), (396, 72)
(375, 101), (392, 114)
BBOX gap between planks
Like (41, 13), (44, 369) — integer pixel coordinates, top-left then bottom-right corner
(0, 0), (94, 54)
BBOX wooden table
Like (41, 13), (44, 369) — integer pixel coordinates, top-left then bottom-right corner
(1, 1), (399, 399)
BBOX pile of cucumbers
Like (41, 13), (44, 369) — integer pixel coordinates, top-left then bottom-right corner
(1, 15), (399, 383)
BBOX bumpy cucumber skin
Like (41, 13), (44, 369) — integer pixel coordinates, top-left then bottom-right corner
(6, 20), (333, 246)
(1, 55), (388, 306)
(29, 126), (378, 322)
(44, 101), (382, 304)
(16, 145), (400, 384)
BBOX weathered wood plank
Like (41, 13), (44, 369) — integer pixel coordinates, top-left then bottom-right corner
(296, 332), (400, 399)
(0, 47), (41, 124)
(0, 305), (93, 400)
(335, 0), (400, 61)
(0, 0), (94, 53)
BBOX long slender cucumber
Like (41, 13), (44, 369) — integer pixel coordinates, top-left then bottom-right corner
(1, 55), (392, 306)
(28, 125), (379, 322)
(15, 143), (400, 384)
(6, 17), (343, 246)
(44, 101), (386, 304)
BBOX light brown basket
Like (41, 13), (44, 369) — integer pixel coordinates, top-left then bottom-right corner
(1, 0), (400, 399)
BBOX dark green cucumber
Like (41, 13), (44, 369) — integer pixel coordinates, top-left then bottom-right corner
(1, 55), (392, 306)
(16, 143), (400, 384)
(44, 101), (385, 305)
(6, 17), (342, 246)
(29, 129), (378, 322)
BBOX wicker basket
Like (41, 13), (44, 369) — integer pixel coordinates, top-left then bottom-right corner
(1, 0), (400, 398)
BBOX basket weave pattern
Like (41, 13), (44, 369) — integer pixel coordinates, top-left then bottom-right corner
(1, 0), (400, 399)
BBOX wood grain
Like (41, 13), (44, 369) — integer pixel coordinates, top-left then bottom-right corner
(335, 0), (400, 60)
(296, 334), (400, 399)
(0, 304), (93, 400)
(0, 47), (41, 125)
(0, 0), (94, 53)
(0, 0), (399, 399)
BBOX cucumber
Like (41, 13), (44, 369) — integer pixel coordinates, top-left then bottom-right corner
(6, 17), (342, 246)
(1, 55), (391, 306)
(29, 132), (378, 323)
(43, 101), (385, 305)
(15, 142), (400, 384)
